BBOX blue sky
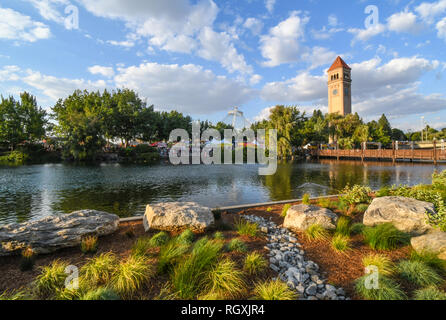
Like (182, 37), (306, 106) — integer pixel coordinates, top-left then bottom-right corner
(0, 0), (445, 132)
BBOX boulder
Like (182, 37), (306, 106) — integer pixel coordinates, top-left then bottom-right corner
(411, 232), (446, 260)
(363, 196), (436, 235)
(0, 210), (119, 256)
(283, 204), (338, 231)
(143, 202), (215, 232)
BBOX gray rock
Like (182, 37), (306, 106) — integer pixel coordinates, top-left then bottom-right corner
(143, 202), (214, 232)
(363, 196), (436, 235)
(284, 204), (338, 231)
(306, 283), (318, 296)
(0, 210), (119, 256)
(411, 232), (446, 260)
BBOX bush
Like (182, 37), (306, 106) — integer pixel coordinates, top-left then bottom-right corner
(176, 229), (195, 245)
(414, 286), (446, 300)
(335, 216), (351, 236)
(253, 280), (297, 300)
(302, 193), (311, 205)
(432, 170), (446, 190)
(0, 151), (29, 164)
(335, 198), (350, 214)
(81, 252), (117, 286)
(376, 186), (391, 197)
(350, 223), (365, 235)
(158, 241), (190, 274)
(410, 250), (446, 275)
(317, 198), (331, 208)
(355, 275), (406, 300)
(131, 237), (152, 257)
(81, 287), (120, 300)
(341, 184), (372, 205)
(149, 231), (170, 247)
(206, 259), (245, 298)
(111, 255), (154, 297)
(213, 232), (225, 240)
(305, 224), (329, 241)
(282, 204), (291, 217)
(362, 223), (410, 250)
(235, 219), (258, 237)
(244, 252), (268, 275)
(362, 254), (394, 276)
(226, 239), (248, 253)
(34, 260), (69, 298)
(397, 260), (443, 287)
(355, 204), (369, 214)
(20, 247), (35, 271)
(331, 235), (351, 253)
(81, 235), (98, 254)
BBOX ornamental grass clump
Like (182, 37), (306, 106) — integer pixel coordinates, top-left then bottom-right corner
(355, 204), (369, 214)
(302, 193), (311, 205)
(414, 286), (446, 300)
(235, 219), (258, 237)
(362, 253), (395, 276)
(317, 198), (331, 208)
(149, 231), (170, 247)
(131, 237), (152, 257)
(158, 241), (189, 274)
(335, 216), (351, 237)
(397, 260), (443, 287)
(226, 238), (248, 253)
(350, 223), (365, 235)
(253, 280), (297, 300)
(34, 260), (69, 298)
(81, 235), (98, 254)
(410, 250), (446, 275)
(331, 235), (351, 253)
(81, 287), (120, 300)
(244, 252), (268, 275)
(20, 247), (35, 271)
(213, 231), (225, 240)
(81, 252), (117, 286)
(176, 229), (195, 245)
(0, 290), (28, 301)
(206, 259), (245, 299)
(305, 224), (330, 241)
(111, 255), (154, 297)
(362, 223), (410, 250)
(281, 204), (291, 217)
(355, 275), (407, 300)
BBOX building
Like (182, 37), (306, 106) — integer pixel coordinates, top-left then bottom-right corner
(327, 56), (352, 116)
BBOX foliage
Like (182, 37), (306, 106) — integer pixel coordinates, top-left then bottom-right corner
(206, 259), (245, 299)
(305, 224), (330, 241)
(158, 241), (190, 274)
(81, 287), (120, 300)
(281, 204), (292, 217)
(355, 275), (407, 300)
(331, 235), (351, 253)
(81, 235), (98, 254)
(81, 252), (117, 286)
(355, 204), (369, 214)
(350, 223), (365, 235)
(362, 254), (395, 276)
(410, 250), (446, 275)
(235, 219), (258, 237)
(0, 151), (30, 164)
(302, 193), (311, 205)
(266, 207), (273, 212)
(432, 170), (446, 189)
(20, 247), (35, 271)
(376, 186), (391, 197)
(340, 184), (372, 205)
(226, 239), (248, 253)
(244, 252), (268, 275)
(34, 260), (69, 298)
(131, 237), (152, 257)
(213, 231), (225, 240)
(362, 223), (410, 250)
(317, 198), (331, 208)
(414, 286), (446, 300)
(149, 231), (170, 247)
(111, 255), (154, 297)
(397, 260), (443, 287)
(253, 280), (297, 300)
(0, 290), (28, 301)
(335, 216), (351, 236)
(176, 229), (195, 245)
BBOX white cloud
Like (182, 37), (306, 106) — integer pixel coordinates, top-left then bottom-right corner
(114, 62), (255, 114)
(348, 24), (386, 43)
(243, 17), (263, 35)
(249, 74), (262, 85)
(88, 65), (115, 78)
(0, 7), (51, 42)
(253, 106), (274, 122)
(107, 40), (135, 48)
(260, 11), (310, 67)
(387, 11), (424, 34)
(265, 0), (276, 14)
(24, 0), (69, 24)
(302, 47), (338, 70)
(0, 65), (21, 82)
(328, 14), (338, 27)
(437, 17), (446, 41)
(415, 0), (446, 24)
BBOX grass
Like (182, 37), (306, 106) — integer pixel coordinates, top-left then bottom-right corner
(281, 204), (291, 217)
(355, 275), (407, 300)
(335, 216), (351, 236)
(81, 235), (98, 254)
(376, 186), (391, 197)
(302, 193), (311, 205)
(172, 238), (223, 299)
(253, 280), (297, 300)
(410, 250), (446, 275)
(131, 237), (152, 257)
(397, 260), (443, 287)
(335, 199), (350, 214)
(362, 223), (410, 250)
(235, 219), (258, 237)
(413, 286), (446, 300)
(350, 223), (365, 235)
(34, 260), (69, 298)
(331, 235), (351, 253)
(226, 238), (248, 253)
(355, 204), (369, 214)
(244, 252), (268, 275)
(317, 198), (331, 208)
(206, 258), (245, 298)
(266, 207), (273, 212)
(20, 247), (35, 271)
(111, 255), (154, 297)
(362, 254), (395, 276)
(81, 287), (120, 300)
(149, 231), (170, 247)
(158, 241), (190, 274)
(0, 290), (28, 301)
(305, 224), (330, 241)
(176, 229), (195, 245)
(81, 252), (117, 286)
(213, 231), (225, 240)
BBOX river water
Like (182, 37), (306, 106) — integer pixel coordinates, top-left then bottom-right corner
(1, 160), (445, 225)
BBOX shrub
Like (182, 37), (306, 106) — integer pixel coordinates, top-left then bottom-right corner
(410, 250), (446, 275)
(235, 219), (258, 237)
(244, 252), (268, 275)
(176, 229), (195, 245)
(0, 151), (29, 164)
(111, 255), (154, 297)
(336, 198), (350, 214)
(414, 286), (446, 300)
(335, 216), (351, 236)
(131, 237), (152, 257)
(432, 170), (446, 190)
(253, 280), (297, 300)
(20, 247), (35, 271)
(206, 259), (245, 298)
(81, 287), (120, 300)
(149, 231), (170, 247)
(226, 239), (248, 253)
(331, 235), (351, 253)
(81, 235), (98, 254)
(355, 275), (406, 300)
(158, 241), (189, 274)
(355, 204), (369, 214)
(81, 252), (117, 286)
(34, 260), (69, 298)
(362, 223), (410, 250)
(266, 207), (273, 212)
(350, 223), (365, 235)
(397, 260), (443, 287)
(305, 224), (329, 241)
(341, 185), (372, 205)
(376, 186), (391, 197)
(281, 204), (291, 217)
(302, 193), (311, 205)
(362, 254), (394, 276)
(213, 231), (225, 240)
(317, 198), (331, 208)
(172, 238), (223, 299)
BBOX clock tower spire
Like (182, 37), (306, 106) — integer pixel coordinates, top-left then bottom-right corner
(328, 56), (352, 116)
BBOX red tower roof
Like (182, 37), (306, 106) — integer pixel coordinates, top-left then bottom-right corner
(328, 56), (351, 72)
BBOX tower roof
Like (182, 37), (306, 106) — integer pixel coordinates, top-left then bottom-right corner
(328, 56), (351, 72)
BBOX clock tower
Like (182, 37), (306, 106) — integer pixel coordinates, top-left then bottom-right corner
(328, 56), (352, 116)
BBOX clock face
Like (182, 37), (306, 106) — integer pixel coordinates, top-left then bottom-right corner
(332, 89), (338, 95)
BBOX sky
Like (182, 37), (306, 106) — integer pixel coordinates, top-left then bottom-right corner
(0, 0), (445, 133)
